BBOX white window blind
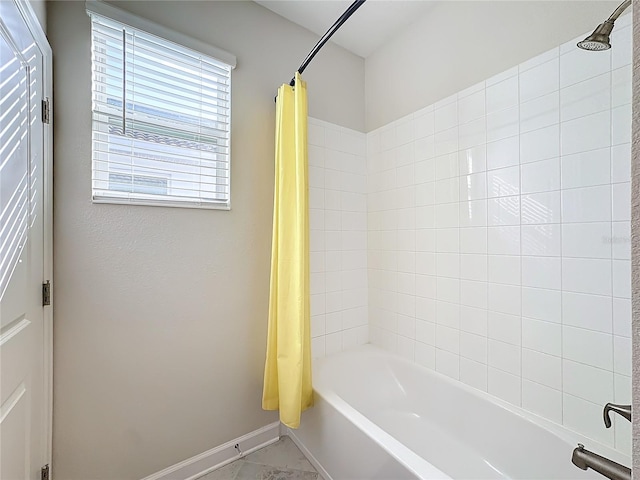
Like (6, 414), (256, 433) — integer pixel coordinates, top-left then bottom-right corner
(89, 11), (232, 209)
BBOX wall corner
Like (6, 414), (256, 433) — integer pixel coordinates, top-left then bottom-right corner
(631, 1), (639, 477)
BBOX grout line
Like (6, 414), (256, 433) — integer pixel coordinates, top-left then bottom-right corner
(484, 80), (490, 392)
(557, 50), (565, 427)
(516, 65), (524, 408)
(608, 54), (617, 449)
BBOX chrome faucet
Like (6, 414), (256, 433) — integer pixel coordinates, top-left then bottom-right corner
(571, 444), (630, 480)
(603, 403), (631, 428)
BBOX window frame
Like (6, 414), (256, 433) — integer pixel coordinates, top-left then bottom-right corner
(86, 0), (237, 210)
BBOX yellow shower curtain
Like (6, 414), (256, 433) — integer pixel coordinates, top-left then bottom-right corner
(262, 72), (313, 428)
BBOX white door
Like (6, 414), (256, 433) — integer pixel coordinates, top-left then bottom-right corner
(0, 2), (50, 479)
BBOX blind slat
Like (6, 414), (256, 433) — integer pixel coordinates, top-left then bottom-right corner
(92, 52), (231, 94)
(92, 146), (231, 171)
(93, 190), (228, 202)
(94, 122), (229, 146)
(98, 89), (230, 126)
(93, 164), (230, 182)
(94, 72), (230, 109)
(92, 74), (231, 112)
(92, 21), (231, 78)
(90, 12), (232, 208)
(91, 118), (230, 149)
(125, 38), (231, 79)
(93, 92), (231, 124)
(93, 176), (230, 193)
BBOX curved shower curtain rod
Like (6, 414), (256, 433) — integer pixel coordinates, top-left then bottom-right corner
(275, 0), (366, 100)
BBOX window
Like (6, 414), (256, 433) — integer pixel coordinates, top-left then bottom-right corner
(88, 3), (235, 209)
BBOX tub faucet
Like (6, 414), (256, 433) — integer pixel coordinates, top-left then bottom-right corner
(571, 444), (631, 480)
(603, 403), (631, 428)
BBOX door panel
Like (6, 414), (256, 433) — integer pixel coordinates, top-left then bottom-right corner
(0, 384), (29, 480)
(1, 325), (31, 480)
(0, 2), (46, 478)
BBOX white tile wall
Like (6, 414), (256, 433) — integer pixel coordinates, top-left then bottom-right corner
(308, 118), (369, 359)
(365, 18), (632, 456)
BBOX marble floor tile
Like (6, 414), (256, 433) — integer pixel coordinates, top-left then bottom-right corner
(198, 460), (243, 480)
(243, 437), (315, 472)
(197, 436), (319, 480)
(235, 462), (318, 480)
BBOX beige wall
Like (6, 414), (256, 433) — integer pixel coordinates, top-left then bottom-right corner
(365, 1), (621, 131)
(47, 1), (363, 479)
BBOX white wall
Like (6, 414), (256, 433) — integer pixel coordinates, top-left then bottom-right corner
(366, 18), (633, 456)
(47, 1), (364, 479)
(307, 118), (369, 359)
(365, 1), (621, 131)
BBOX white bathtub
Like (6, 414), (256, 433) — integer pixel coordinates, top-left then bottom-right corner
(287, 345), (629, 480)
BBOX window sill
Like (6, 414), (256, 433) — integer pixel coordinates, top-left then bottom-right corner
(92, 197), (231, 211)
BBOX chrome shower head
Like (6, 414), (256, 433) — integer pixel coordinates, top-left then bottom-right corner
(577, 0), (631, 52)
(577, 21), (613, 51)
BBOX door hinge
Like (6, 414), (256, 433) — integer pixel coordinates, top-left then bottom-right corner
(41, 464), (50, 480)
(41, 98), (50, 124)
(42, 280), (51, 306)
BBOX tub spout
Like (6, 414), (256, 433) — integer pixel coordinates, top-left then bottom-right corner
(571, 444), (631, 480)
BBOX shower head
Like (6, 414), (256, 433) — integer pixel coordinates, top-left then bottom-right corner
(577, 21), (613, 51)
(577, 0), (631, 51)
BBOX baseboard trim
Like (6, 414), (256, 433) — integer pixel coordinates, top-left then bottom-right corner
(283, 426), (333, 480)
(140, 422), (280, 480)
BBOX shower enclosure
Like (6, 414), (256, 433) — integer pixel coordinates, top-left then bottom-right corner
(308, 2), (634, 479)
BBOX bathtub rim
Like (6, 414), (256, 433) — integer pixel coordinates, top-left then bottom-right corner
(313, 344), (631, 469)
(285, 392), (443, 480)
(309, 382), (452, 479)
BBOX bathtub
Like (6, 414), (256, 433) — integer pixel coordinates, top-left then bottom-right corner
(286, 345), (629, 480)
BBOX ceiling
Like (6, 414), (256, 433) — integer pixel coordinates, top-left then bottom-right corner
(254, 0), (437, 58)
